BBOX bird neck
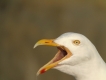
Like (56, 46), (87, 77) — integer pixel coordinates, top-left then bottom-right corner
(70, 55), (106, 80)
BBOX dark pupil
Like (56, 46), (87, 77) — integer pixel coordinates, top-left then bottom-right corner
(76, 41), (78, 43)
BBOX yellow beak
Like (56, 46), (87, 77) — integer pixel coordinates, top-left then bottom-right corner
(34, 39), (72, 76)
(34, 39), (59, 48)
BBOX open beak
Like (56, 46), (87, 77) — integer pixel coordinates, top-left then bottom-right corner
(34, 39), (72, 76)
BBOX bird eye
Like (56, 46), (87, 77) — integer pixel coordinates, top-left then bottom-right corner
(73, 40), (80, 45)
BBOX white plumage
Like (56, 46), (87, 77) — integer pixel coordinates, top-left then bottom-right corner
(34, 32), (106, 80)
(54, 32), (106, 80)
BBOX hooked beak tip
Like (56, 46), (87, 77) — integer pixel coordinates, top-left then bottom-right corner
(33, 44), (38, 49)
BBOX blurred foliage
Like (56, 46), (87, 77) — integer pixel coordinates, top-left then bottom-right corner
(0, 0), (106, 80)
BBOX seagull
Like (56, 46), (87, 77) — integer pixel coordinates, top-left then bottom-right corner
(34, 32), (106, 80)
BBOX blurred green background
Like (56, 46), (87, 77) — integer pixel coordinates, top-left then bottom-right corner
(0, 0), (106, 80)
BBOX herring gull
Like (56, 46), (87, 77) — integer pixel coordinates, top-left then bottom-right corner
(34, 32), (106, 80)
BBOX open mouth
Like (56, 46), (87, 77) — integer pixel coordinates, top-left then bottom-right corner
(34, 39), (72, 75)
(51, 47), (68, 64)
(49, 46), (72, 67)
(37, 46), (72, 75)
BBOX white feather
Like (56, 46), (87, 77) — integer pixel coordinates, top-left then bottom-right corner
(53, 32), (106, 80)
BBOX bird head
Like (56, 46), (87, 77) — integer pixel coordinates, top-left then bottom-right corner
(34, 32), (97, 75)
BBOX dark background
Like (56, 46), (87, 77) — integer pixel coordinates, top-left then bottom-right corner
(0, 0), (106, 80)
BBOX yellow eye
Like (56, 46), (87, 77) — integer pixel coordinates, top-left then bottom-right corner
(73, 40), (80, 45)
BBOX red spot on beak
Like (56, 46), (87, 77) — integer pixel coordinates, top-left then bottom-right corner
(40, 69), (46, 74)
